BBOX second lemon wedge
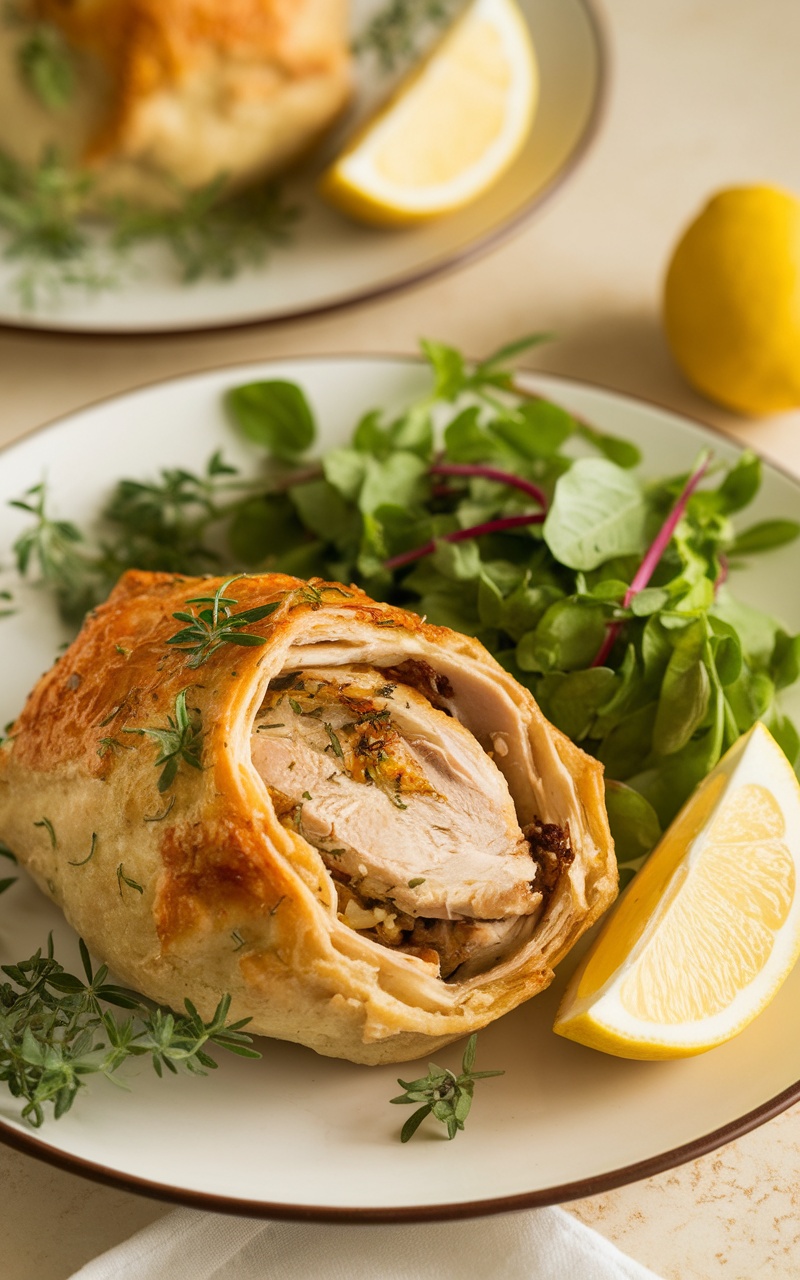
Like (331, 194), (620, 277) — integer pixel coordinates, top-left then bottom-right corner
(554, 722), (800, 1059)
(320, 0), (538, 226)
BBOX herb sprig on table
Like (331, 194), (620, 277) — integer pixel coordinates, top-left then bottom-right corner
(0, 935), (259, 1127)
(8, 335), (800, 880)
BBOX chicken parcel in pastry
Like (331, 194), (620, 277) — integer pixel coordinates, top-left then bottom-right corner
(0, 0), (352, 202)
(0, 572), (617, 1064)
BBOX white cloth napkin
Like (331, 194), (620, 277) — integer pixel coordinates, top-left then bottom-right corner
(68, 1205), (663, 1280)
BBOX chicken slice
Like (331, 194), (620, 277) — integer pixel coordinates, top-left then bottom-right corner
(251, 665), (543, 978)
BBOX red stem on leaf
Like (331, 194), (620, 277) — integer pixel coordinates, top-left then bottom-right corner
(429, 463), (547, 509)
(384, 513), (545, 571)
(591, 453), (713, 668)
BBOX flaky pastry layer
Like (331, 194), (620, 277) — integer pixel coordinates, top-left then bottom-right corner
(0, 571), (617, 1064)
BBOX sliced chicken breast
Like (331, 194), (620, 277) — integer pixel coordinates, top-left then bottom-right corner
(251, 664), (546, 978)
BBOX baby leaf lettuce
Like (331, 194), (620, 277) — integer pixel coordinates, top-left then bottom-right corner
(8, 337), (800, 880)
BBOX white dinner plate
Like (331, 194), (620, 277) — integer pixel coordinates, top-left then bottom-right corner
(0, 0), (605, 335)
(1, 357), (799, 1219)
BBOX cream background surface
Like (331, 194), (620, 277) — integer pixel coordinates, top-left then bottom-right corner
(2, 1), (800, 1276)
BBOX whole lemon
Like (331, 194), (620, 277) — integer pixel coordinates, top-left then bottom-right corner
(663, 186), (800, 415)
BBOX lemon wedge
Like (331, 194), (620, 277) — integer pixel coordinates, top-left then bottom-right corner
(554, 722), (800, 1059)
(320, 0), (538, 226)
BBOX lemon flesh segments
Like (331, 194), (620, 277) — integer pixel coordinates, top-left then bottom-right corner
(554, 723), (800, 1059)
(320, 0), (538, 225)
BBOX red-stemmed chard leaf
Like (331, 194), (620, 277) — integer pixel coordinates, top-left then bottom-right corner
(430, 463), (548, 509)
(592, 452), (713, 668)
(384, 513), (545, 571)
(383, 463), (548, 571)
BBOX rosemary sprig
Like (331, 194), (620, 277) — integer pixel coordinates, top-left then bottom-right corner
(0, 936), (259, 1127)
(123, 689), (204, 792)
(390, 1033), (503, 1141)
(167, 576), (280, 668)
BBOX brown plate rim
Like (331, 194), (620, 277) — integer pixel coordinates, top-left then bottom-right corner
(1, 352), (798, 1221)
(0, 0), (609, 340)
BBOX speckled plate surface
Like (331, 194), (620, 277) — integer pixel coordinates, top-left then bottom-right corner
(1, 358), (798, 1219)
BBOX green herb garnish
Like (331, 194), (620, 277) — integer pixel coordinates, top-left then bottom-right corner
(109, 174), (299, 284)
(391, 1033), (503, 1141)
(354, 0), (459, 69)
(33, 817), (57, 848)
(116, 864), (143, 896)
(143, 795), (176, 823)
(123, 688), (203, 792)
(9, 334), (800, 872)
(0, 146), (299, 309)
(0, 839), (17, 896)
(68, 832), (96, 867)
(167, 576), (280, 669)
(0, 936), (258, 1127)
(16, 23), (74, 110)
(0, 148), (115, 310)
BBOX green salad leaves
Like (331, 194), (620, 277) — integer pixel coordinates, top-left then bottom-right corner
(8, 335), (800, 882)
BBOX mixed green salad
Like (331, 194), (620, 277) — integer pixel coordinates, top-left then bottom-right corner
(3, 334), (800, 1135)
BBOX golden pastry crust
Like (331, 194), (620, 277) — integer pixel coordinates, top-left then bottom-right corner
(0, 571), (617, 1064)
(1, 0), (352, 199)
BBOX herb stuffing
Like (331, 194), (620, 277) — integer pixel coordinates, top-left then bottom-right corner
(4, 334), (800, 1136)
(9, 335), (800, 885)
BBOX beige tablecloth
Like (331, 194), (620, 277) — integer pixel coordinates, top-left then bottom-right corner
(2, 1), (800, 1276)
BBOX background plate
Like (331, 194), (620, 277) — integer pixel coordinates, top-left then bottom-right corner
(0, 0), (605, 334)
(1, 358), (799, 1219)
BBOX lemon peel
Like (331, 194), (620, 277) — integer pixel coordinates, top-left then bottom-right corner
(663, 186), (800, 416)
(554, 722), (800, 1059)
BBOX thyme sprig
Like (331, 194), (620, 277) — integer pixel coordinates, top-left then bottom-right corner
(10, 481), (103, 621)
(123, 689), (204, 792)
(0, 936), (259, 1127)
(391, 1033), (503, 1141)
(8, 333), (800, 855)
(0, 146), (299, 308)
(16, 23), (74, 110)
(110, 175), (299, 283)
(167, 576), (280, 668)
(0, 148), (116, 310)
(354, 0), (460, 69)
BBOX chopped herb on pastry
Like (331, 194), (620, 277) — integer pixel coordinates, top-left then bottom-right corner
(0, 572), (617, 1064)
(0, 0), (352, 202)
